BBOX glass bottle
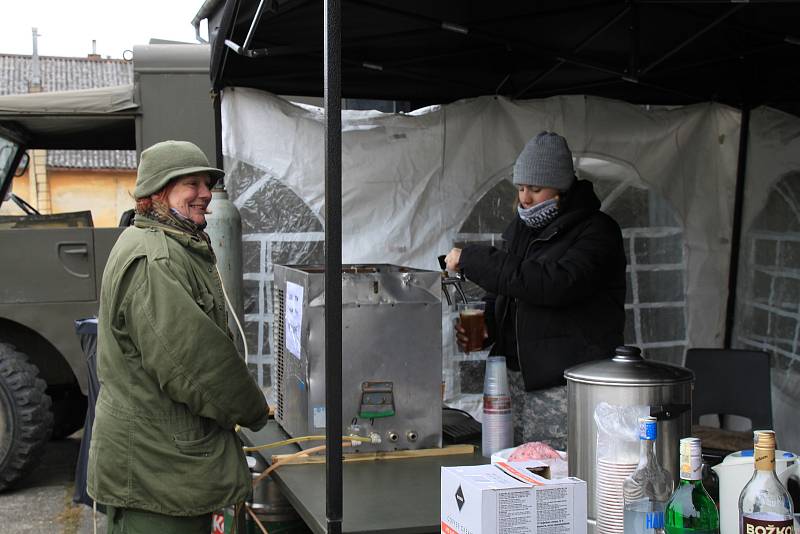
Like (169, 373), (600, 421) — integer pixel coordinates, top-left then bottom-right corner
(665, 437), (719, 534)
(738, 430), (794, 534)
(624, 416), (674, 534)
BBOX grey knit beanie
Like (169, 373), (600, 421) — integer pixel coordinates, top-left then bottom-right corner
(512, 131), (575, 191)
(134, 140), (224, 198)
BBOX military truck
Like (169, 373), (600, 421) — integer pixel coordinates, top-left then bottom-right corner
(0, 44), (217, 490)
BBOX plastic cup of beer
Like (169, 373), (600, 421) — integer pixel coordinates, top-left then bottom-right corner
(457, 302), (486, 353)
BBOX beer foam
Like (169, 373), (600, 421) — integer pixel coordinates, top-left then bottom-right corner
(460, 309), (483, 316)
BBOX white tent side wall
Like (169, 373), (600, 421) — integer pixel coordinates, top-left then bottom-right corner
(221, 88), (800, 449)
(735, 107), (800, 451)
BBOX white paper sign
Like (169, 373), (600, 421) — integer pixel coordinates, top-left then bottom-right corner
(285, 281), (304, 359)
(313, 406), (326, 429)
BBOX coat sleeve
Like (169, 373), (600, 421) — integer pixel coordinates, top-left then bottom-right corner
(123, 257), (269, 431)
(459, 215), (623, 308)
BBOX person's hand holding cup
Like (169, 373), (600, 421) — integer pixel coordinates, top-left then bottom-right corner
(456, 301), (487, 353)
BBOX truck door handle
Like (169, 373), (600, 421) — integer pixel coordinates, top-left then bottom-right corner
(57, 242), (91, 278)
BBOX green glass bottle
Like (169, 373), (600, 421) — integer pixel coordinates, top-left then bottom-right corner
(665, 437), (720, 534)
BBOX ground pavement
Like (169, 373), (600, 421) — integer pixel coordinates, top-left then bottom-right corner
(0, 431), (107, 533)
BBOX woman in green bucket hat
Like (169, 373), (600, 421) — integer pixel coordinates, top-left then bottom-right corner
(88, 140), (269, 533)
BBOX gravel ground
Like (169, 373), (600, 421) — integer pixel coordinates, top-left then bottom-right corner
(0, 429), (310, 534)
(0, 431), (107, 534)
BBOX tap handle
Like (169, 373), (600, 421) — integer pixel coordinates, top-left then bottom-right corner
(442, 286), (453, 306)
(437, 254), (447, 271)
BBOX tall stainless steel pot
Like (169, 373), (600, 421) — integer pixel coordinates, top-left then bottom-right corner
(564, 345), (694, 523)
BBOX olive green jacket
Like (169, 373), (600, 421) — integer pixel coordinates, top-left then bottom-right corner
(88, 216), (268, 516)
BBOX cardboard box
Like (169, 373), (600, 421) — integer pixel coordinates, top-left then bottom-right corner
(441, 461), (587, 534)
(488, 454), (552, 480)
(489, 446), (569, 480)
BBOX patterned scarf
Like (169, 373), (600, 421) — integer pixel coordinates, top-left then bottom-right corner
(136, 200), (213, 249)
(517, 198), (560, 230)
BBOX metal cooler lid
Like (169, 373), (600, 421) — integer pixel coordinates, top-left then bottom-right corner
(564, 345), (694, 386)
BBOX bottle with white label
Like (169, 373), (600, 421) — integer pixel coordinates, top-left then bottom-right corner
(738, 430), (794, 534)
(624, 416), (673, 534)
(665, 437), (719, 534)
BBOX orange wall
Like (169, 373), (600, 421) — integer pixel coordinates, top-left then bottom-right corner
(1, 169), (136, 227)
(49, 170), (137, 227)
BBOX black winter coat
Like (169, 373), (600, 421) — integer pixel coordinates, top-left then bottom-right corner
(459, 180), (626, 391)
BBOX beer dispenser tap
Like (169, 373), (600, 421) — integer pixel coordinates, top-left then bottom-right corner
(438, 254), (468, 306)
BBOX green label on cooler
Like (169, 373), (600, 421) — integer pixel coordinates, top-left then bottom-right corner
(742, 516), (794, 534)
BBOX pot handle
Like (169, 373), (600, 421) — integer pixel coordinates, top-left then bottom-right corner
(779, 462), (800, 486)
(779, 463), (800, 512)
(650, 403), (691, 421)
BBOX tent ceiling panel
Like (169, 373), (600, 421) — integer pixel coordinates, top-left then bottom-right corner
(210, 0), (800, 115)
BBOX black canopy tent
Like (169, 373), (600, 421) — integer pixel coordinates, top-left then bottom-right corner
(210, 0), (800, 115)
(204, 1), (800, 532)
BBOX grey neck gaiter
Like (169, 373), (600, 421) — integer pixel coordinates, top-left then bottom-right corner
(517, 198), (560, 230)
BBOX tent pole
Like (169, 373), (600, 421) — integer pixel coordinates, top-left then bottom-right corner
(324, 0), (343, 533)
(628, 1), (639, 77)
(212, 90), (223, 174)
(724, 105), (750, 349)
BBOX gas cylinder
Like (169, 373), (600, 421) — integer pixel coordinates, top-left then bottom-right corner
(205, 187), (245, 354)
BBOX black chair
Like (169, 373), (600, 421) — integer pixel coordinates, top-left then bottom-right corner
(686, 348), (772, 428)
(686, 348), (772, 458)
(684, 348), (773, 505)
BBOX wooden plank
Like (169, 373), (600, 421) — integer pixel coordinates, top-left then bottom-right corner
(271, 444), (476, 465)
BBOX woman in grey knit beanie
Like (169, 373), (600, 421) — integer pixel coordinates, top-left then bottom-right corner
(445, 131), (626, 451)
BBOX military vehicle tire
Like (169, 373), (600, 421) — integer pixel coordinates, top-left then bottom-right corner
(0, 343), (54, 491)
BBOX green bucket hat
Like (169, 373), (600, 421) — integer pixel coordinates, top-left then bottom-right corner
(134, 140), (225, 198)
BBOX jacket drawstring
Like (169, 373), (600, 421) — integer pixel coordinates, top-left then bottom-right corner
(215, 264), (249, 363)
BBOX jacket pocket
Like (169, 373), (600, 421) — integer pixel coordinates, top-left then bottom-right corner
(195, 290), (215, 315)
(173, 426), (221, 457)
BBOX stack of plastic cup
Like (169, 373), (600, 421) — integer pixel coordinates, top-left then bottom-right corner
(482, 356), (513, 456)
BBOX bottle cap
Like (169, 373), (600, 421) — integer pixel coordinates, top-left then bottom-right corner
(680, 437), (702, 457)
(638, 416), (657, 440)
(753, 430), (777, 471)
(484, 356), (509, 396)
(754, 430), (776, 449)
(679, 437), (703, 480)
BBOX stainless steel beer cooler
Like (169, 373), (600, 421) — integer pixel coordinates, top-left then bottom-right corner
(272, 264), (443, 452)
